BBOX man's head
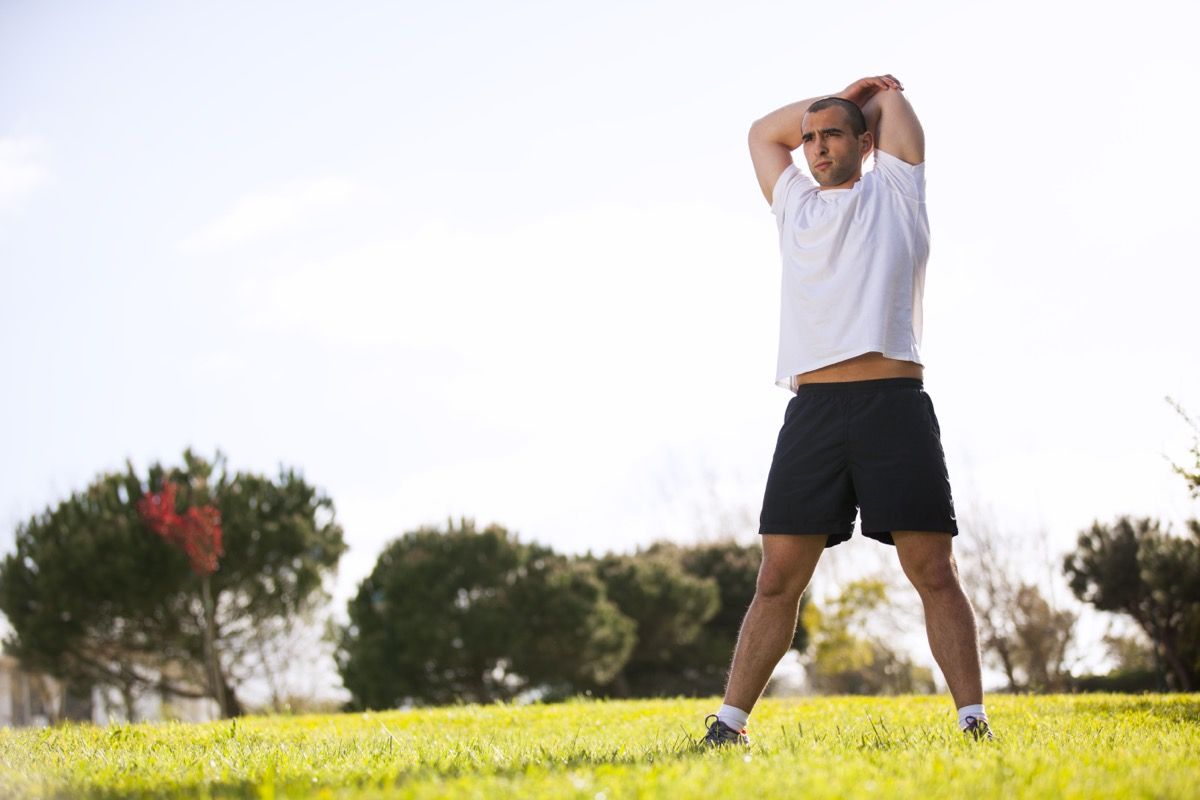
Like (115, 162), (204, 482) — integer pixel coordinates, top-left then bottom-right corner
(800, 97), (873, 189)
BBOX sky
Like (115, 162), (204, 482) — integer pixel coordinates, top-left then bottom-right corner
(3, 0), (1200, 697)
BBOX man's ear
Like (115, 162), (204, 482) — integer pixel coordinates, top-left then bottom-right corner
(860, 130), (874, 158)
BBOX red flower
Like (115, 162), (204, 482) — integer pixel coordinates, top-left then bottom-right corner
(138, 480), (224, 576)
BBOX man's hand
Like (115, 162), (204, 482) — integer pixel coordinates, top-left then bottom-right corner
(838, 75), (903, 108)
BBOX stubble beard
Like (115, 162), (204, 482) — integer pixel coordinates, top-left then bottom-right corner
(813, 158), (859, 188)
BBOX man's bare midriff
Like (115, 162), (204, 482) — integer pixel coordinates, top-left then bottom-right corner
(795, 351), (924, 385)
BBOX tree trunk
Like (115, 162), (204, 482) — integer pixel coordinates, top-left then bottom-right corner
(984, 632), (1019, 692)
(200, 576), (230, 717)
(1138, 613), (1192, 692)
(121, 683), (137, 723)
(254, 628), (284, 712)
(1160, 634), (1194, 692)
(219, 671), (244, 717)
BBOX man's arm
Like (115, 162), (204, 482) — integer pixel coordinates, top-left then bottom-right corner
(747, 96), (819, 204)
(747, 75), (901, 204)
(862, 86), (925, 166)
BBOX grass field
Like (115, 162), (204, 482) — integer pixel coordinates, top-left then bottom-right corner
(2, 694), (1197, 798)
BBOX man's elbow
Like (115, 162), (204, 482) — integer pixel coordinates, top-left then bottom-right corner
(748, 117), (774, 144)
(748, 119), (763, 145)
(876, 87), (910, 105)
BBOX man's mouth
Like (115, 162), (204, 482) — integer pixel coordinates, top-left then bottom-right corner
(814, 161), (832, 171)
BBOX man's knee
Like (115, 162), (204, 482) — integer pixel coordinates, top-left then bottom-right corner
(753, 565), (808, 604)
(905, 555), (960, 596)
(754, 533), (827, 604)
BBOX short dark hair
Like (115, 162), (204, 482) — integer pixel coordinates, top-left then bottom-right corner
(806, 97), (868, 137)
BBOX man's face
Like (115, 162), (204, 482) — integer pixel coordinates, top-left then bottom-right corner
(800, 106), (872, 189)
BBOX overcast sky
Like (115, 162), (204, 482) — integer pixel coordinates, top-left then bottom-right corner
(3, 1), (1199, 693)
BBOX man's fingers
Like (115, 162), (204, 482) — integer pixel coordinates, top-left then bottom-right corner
(846, 75), (905, 102)
(859, 74), (902, 88)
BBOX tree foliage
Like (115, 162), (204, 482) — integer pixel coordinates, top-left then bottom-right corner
(803, 579), (936, 695)
(588, 549), (719, 697)
(336, 520), (635, 709)
(1167, 398), (1200, 499)
(337, 530), (810, 707)
(1007, 584), (1076, 692)
(584, 539), (811, 698)
(1064, 516), (1200, 691)
(640, 540), (809, 696)
(958, 515), (1077, 692)
(0, 450), (346, 718)
(1071, 629), (1160, 693)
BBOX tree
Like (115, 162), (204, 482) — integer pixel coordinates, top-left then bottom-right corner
(588, 549), (719, 697)
(138, 479), (227, 714)
(1072, 628), (1160, 693)
(0, 450), (346, 718)
(1166, 398), (1200, 499)
(634, 539), (810, 696)
(1102, 629), (1157, 674)
(1008, 584), (1076, 692)
(957, 511), (1078, 692)
(1064, 516), (1200, 691)
(803, 578), (936, 695)
(336, 520), (635, 709)
(958, 519), (1021, 690)
(506, 557), (636, 697)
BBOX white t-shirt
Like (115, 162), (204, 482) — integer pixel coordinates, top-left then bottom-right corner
(770, 149), (929, 392)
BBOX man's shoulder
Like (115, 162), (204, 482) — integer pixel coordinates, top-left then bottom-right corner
(772, 164), (817, 215)
(873, 148), (925, 171)
(866, 150), (925, 200)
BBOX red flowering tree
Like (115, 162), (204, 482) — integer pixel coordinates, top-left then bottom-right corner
(138, 480), (224, 577)
(0, 450), (346, 721)
(138, 480), (228, 713)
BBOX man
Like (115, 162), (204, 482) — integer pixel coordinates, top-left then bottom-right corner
(702, 75), (992, 745)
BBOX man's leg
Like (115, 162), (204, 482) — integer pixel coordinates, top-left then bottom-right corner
(892, 531), (982, 708)
(722, 532), (829, 714)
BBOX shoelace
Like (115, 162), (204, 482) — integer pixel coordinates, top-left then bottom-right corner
(703, 715), (746, 741)
(963, 716), (993, 739)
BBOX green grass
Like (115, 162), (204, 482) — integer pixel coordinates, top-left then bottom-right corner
(2, 694), (1197, 798)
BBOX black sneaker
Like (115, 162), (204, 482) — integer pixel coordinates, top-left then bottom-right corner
(962, 716), (995, 741)
(701, 714), (749, 747)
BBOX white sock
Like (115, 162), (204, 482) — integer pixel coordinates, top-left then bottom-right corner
(957, 704), (987, 730)
(717, 704), (750, 731)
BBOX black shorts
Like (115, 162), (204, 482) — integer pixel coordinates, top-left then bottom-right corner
(758, 377), (958, 547)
